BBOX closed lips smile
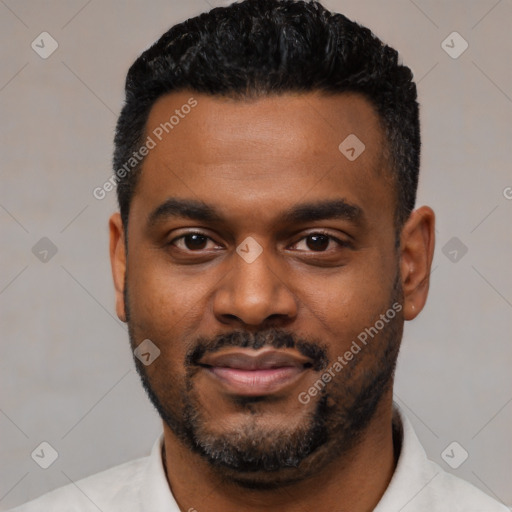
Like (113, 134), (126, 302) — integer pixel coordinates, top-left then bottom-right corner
(198, 349), (313, 396)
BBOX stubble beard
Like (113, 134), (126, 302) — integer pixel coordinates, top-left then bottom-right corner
(125, 274), (404, 488)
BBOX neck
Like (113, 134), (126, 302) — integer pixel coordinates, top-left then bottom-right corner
(162, 394), (398, 512)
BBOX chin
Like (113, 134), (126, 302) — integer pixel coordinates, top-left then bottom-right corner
(201, 437), (339, 491)
(224, 470), (309, 490)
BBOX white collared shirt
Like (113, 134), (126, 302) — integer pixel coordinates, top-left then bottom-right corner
(8, 404), (508, 511)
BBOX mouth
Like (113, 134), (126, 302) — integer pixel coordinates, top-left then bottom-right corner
(198, 348), (313, 396)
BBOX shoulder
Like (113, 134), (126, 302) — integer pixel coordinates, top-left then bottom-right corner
(420, 458), (509, 511)
(6, 455), (149, 512)
(378, 405), (509, 511)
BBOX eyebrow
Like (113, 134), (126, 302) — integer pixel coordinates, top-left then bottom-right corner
(146, 197), (364, 228)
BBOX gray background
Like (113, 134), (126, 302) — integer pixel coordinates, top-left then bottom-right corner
(1, 0), (511, 509)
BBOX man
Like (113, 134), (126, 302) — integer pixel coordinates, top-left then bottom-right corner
(9, 0), (508, 510)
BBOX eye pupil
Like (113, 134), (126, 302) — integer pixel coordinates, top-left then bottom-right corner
(306, 234), (329, 251)
(185, 234), (208, 250)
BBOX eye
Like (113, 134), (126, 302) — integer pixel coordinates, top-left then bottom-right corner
(170, 232), (220, 251)
(168, 231), (350, 254)
(292, 232), (350, 252)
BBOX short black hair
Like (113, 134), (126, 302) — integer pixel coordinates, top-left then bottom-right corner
(113, 0), (420, 231)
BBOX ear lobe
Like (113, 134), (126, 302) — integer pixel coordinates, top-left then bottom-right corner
(399, 206), (436, 320)
(109, 212), (127, 322)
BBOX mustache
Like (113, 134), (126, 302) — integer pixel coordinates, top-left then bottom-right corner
(186, 327), (328, 372)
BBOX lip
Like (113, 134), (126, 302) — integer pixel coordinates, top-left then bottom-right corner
(198, 348), (312, 396)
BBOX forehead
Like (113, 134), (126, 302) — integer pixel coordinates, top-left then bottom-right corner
(130, 90), (394, 231)
(145, 90), (386, 164)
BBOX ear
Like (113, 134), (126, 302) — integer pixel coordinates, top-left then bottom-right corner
(109, 212), (127, 322)
(399, 206), (436, 320)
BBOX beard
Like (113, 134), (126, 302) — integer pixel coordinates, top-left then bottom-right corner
(125, 272), (404, 488)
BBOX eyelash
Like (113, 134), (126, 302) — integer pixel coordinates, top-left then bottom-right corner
(168, 230), (350, 253)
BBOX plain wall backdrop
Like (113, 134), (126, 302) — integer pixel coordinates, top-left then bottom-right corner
(1, 0), (511, 509)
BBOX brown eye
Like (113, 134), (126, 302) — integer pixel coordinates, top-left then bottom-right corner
(183, 234), (208, 250)
(306, 234), (330, 251)
(170, 232), (216, 251)
(293, 232), (348, 253)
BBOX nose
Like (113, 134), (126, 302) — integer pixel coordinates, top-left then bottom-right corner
(212, 241), (298, 327)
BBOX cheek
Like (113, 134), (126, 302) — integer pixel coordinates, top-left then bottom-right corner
(302, 257), (396, 349)
(126, 255), (218, 373)
(127, 254), (204, 329)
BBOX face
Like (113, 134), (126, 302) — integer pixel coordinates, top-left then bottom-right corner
(109, 90), (434, 487)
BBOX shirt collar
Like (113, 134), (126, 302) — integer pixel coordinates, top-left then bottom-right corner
(374, 401), (439, 511)
(139, 432), (181, 511)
